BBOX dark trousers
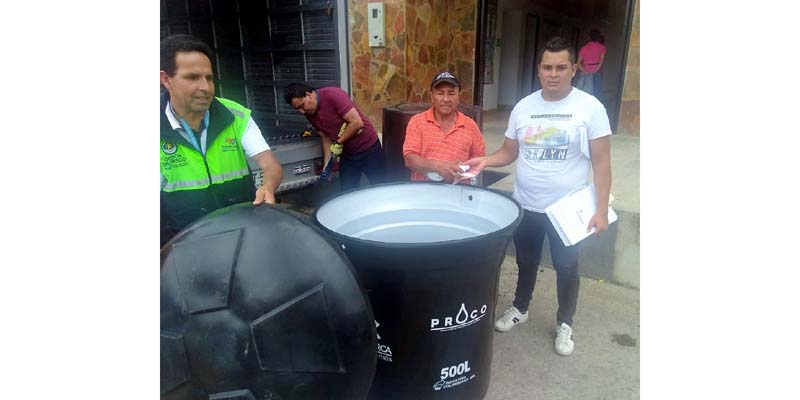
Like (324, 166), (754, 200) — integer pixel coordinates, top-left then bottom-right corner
(339, 140), (387, 191)
(512, 210), (580, 326)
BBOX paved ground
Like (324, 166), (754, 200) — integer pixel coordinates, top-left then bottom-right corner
(485, 254), (640, 399)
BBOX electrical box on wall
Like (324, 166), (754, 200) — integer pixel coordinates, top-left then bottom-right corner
(367, 3), (385, 47)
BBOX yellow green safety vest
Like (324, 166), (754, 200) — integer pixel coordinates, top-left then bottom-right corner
(160, 94), (256, 246)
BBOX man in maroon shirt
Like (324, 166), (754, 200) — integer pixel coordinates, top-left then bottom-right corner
(285, 83), (387, 190)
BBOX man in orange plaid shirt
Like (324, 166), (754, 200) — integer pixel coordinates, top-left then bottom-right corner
(402, 71), (486, 184)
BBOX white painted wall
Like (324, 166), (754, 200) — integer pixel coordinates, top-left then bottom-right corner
(482, 0), (532, 110)
(519, 15), (538, 100)
(481, 44), (500, 110)
(498, 10), (523, 107)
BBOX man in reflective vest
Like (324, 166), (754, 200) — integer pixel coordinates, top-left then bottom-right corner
(160, 34), (283, 247)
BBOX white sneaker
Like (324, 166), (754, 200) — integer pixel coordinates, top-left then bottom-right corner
(555, 323), (575, 356)
(495, 306), (528, 332)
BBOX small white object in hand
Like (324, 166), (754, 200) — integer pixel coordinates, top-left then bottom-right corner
(457, 165), (476, 178)
(426, 171), (444, 181)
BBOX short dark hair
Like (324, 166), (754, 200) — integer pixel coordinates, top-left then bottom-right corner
(160, 34), (214, 76)
(589, 29), (602, 42)
(537, 36), (575, 65)
(284, 83), (315, 104)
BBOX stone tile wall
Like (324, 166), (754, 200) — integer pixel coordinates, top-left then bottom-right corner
(349, 0), (477, 131)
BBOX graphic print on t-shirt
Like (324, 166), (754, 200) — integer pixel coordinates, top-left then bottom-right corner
(521, 113), (573, 162)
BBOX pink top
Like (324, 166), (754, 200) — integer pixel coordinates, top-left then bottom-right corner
(579, 41), (606, 74)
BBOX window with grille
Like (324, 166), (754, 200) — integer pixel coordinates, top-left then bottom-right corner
(161, 0), (343, 143)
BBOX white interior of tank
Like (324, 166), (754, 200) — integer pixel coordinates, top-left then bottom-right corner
(316, 184), (520, 244)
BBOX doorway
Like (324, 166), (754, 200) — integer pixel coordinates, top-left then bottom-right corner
(475, 0), (636, 133)
(522, 14), (540, 94)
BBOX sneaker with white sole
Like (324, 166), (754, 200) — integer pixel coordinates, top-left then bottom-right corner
(495, 306), (528, 332)
(554, 323), (575, 356)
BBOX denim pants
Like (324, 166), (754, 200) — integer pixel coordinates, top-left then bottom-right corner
(339, 140), (387, 191)
(577, 71), (602, 98)
(592, 71), (603, 98)
(512, 210), (581, 326)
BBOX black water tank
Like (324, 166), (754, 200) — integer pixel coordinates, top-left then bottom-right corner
(313, 183), (522, 400)
(382, 103), (483, 182)
(161, 204), (377, 399)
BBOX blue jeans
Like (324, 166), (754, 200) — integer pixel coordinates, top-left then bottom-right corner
(512, 210), (580, 326)
(577, 71), (602, 98)
(592, 71), (602, 99)
(339, 140), (387, 191)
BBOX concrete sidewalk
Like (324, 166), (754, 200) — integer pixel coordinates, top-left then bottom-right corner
(485, 254), (640, 399)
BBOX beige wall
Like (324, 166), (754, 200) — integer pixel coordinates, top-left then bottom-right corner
(349, 0), (477, 131)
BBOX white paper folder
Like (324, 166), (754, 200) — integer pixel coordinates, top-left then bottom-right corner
(544, 184), (617, 247)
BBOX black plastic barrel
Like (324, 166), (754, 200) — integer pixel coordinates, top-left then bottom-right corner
(313, 183), (522, 399)
(161, 204), (377, 400)
(382, 103), (483, 183)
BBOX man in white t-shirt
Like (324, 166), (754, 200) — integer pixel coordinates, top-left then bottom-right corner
(463, 37), (612, 356)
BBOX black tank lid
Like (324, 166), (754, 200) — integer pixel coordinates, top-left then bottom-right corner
(161, 204), (376, 400)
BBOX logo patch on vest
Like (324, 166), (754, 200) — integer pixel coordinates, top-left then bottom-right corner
(161, 141), (178, 155)
(221, 136), (240, 152)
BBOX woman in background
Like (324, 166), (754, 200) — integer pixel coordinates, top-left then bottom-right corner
(576, 29), (607, 99)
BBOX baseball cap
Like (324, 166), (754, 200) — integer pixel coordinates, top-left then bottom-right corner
(430, 71), (461, 90)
